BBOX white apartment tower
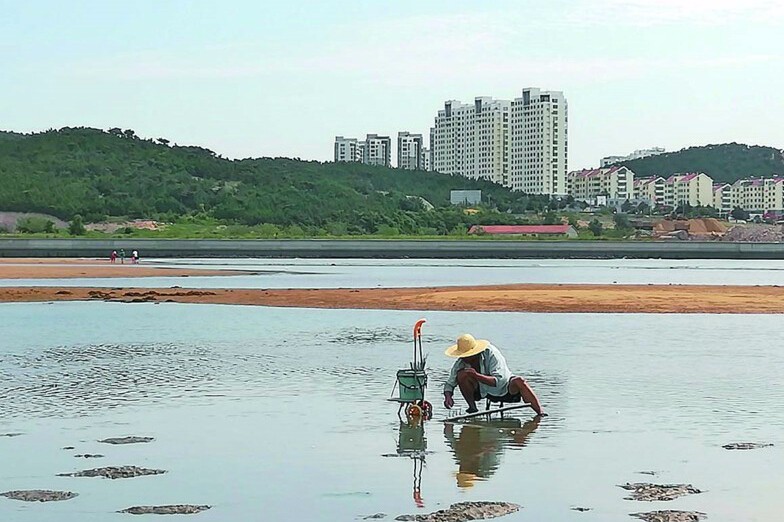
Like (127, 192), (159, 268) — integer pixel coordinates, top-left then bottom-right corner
(510, 88), (568, 195)
(363, 134), (392, 167)
(397, 132), (423, 170)
(431, 97), (511, 185)
(334, 136), (363, 162)
(420, 148), (432, 171)
(431, 89), (567, 194)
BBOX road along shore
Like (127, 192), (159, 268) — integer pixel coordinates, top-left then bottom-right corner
(1, 284), (783, 313)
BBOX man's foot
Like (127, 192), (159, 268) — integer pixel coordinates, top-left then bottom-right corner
(466, 406), (479, 414)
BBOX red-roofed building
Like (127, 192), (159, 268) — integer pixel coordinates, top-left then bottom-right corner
(662, 173), (713, 207)
(567, 166), (634, 202)
(468, 224), (578, 238)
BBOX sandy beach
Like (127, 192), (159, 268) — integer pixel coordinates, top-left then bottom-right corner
(0, 284), (783, 313)
(0, 258), (255, 279)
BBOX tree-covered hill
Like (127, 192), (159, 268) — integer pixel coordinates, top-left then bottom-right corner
(619, 143), (784, 183)
(0, 127), (546, 235)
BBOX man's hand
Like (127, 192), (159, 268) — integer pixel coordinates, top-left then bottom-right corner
(459, 367), (477, 378)
(444, 393), (455, 409)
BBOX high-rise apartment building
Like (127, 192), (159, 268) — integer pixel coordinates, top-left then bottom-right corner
(431, 89), (567, 194)
(363, 134), (391, 167)
(510, 88), (568, 195)
(397, 132), (423, 170)
(420, 148), (432, 171)
(334, 136), (363, 163)
(431, 97), (511, 185)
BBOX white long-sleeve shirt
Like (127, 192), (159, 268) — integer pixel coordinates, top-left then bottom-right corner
(443, 344), (512, 398)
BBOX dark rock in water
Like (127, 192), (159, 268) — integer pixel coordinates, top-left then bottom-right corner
(99, 436), (154, 445)
(631, 510), (707, 522)
(395, 501), (520, 521)
(62, 446), (75, 450)
(619, 483), (702, 502)
(722, 442), (773, 450)
(1, 490), (78, 502)
(637, 471), (658, 476)
(74, 454), (104, 458)
(571, 506), (592, 512)
(0, 433), (23, 438)
(120, 505), (211, 515)
(58, 466), (166, 479)
(363, 514), (388, 520)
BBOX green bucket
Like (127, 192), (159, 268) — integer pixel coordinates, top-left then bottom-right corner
(397, 369), (427, 401)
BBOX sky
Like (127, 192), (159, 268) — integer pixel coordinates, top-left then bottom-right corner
(1, 0), (782, 168)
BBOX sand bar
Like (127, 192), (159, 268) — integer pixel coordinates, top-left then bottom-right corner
(0, 258), (254, 279)
(0, 284), (782, 313)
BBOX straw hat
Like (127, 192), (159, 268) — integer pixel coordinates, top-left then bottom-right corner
(445, 334), (489, 358)
(456, 471), (477, 488)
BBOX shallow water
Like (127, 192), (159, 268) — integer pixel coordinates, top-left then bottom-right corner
(1, 302), (782, 521)
(5, 257), (784, 289)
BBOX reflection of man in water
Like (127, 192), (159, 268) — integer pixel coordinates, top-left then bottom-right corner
(444, 416), (541, 488)
(443, 334), (545, 415)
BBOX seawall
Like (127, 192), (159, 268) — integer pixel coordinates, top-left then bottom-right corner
(1, 238), (784, 259)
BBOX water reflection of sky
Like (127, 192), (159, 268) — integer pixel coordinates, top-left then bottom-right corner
(6, 257), (784, 289)
(0, 302), (782, 521)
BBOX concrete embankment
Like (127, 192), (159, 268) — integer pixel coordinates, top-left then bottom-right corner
(1, 238), (784, 259)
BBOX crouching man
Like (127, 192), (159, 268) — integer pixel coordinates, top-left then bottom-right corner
(443, 334), (545, 416)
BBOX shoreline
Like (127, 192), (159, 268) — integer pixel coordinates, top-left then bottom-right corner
(0, 258), (256, 279)
(4, 238), (784, 259)
(1, 284), (783, 313)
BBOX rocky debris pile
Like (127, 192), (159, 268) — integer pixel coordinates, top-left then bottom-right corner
(74, 454), (104, 458)
(722, 442), (774, 450)
(654, 218), (728, 240)
(99, 436), (154, 445)
(395, 502), (520, 521)
(631, 510), (706, 522)
(58, 466), (166, 479)
(363, 514), (387, 520)
(571, 506), (591, 512)
(619, 483), (702, 502)
(120, 505), (211, 515)
(721, 224), (784, 242)
(0, 490), (78, 502)
(0, 433), (22, 437)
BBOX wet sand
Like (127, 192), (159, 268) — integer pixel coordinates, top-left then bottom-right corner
(0, 258), (254, 279)
(1, 284), (784, 313)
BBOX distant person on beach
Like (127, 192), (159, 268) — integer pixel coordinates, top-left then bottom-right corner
(110, 250), (117, 264)
(131, 250), (139, 264)
(119, 249), (126, 264)
(443, 334), (545, 416)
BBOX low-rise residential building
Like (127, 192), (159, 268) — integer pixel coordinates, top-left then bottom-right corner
(567, 166), (634, 202)
(729, 178), (784, 212)
(713, 183), (732, 213)
(663, 173), (713, 207)
(633, 176), (665, 206)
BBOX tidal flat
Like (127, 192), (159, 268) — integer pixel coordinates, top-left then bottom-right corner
(0, 297), (782, 521)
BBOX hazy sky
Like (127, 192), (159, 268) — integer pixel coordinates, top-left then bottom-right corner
(2, 0), (782, 168)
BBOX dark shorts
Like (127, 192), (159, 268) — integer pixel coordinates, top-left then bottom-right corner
(473, 384), (522, 404)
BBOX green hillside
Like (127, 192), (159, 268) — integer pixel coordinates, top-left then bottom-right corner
(0, 127), (547, 235)
(619, 143), (784, 183)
